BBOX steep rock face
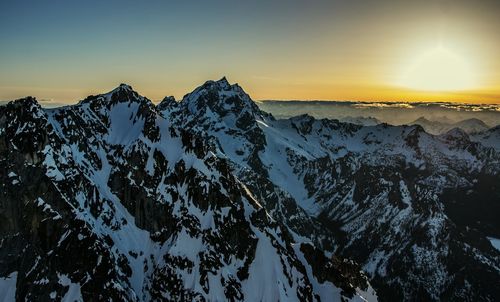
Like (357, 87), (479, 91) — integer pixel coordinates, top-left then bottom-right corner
(161, 78), (500, 301)
(0, 86), (375, 301)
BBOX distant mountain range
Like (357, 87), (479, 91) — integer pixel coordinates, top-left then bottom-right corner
(409, 116), (491, 134)
(257, 100), (500, 129)
(1, 78), (499, 301)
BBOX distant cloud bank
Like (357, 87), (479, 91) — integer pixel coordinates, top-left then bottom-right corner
(258, 100), (500, 127)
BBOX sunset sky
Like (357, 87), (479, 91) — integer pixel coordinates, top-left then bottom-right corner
(1, 0), (500, 104)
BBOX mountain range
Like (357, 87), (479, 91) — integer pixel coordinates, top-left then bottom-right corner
(409, 117), (491, 135)
(1, 78), (499, 301)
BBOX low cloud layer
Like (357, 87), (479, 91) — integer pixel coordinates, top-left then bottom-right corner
(258, 101), (500, 127)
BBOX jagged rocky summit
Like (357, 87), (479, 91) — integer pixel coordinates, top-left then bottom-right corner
(0, 80), (375, 301)
(1, 77), (499, 301)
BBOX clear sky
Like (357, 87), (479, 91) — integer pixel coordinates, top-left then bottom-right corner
(1, 0), (500, 104)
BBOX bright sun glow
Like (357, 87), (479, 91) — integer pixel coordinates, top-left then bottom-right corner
(400, 47), (477, 91)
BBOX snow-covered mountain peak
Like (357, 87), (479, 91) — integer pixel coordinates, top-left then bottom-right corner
(1, 97), (46, 122)
(290, 113), (315, 122)
(6, 96), (40, 110)
(77, 83), (150, 108)
(454, 118), (490, 133)
(443, 127), (470, 139)
(119, 82), (133, 89)
(289, 114), (318, 135)
(110, 83), (134, 92)
(192, 76), (235, 94)
(412, 116), (433, 125)
(180, 77), (261, 117)
(214, 76), (230, 88)
(156, 95), (177, 112)
(470, 124), (500, 151)
(408, 123), (425, 133)
(105, 83), (143, 102)
(438, 127), (472, 148)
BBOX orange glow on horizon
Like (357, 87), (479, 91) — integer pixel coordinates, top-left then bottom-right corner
(1, 82), (500, 105)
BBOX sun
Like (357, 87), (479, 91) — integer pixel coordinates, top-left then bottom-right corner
(400, 47), (477, 91)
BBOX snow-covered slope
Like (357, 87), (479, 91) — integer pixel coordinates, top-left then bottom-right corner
(0, 84), (375, 301)
(159, 78), (500, 301)
(471, 125), (500, 151)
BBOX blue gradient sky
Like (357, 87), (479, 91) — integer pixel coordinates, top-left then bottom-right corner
(1, 0), (500, 103)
